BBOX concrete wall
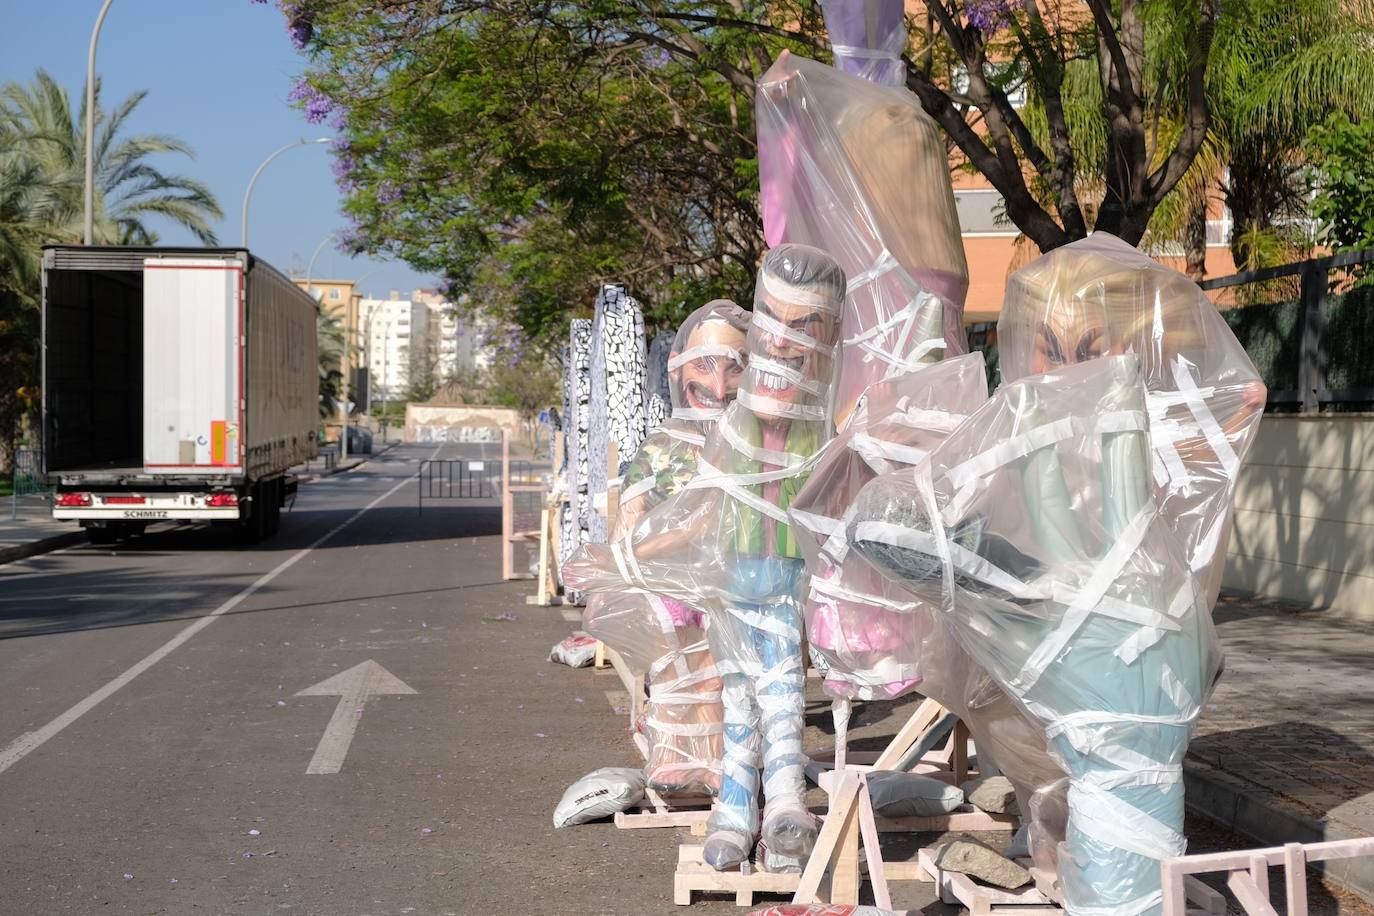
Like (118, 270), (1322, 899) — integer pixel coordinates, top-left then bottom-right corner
(1224, 415), (1374, 617)
(405, 405), (522, 444)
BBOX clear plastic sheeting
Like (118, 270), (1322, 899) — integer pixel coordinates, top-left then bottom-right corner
(757, 51), (968, 429)
(821, 0), (908, 87)
(848, 355), (1224, 916)
(582, 300), (751, 798)
(997, 233), (1266, 608)
(565, 244), (846, 871)
(788, 353), (988, 701)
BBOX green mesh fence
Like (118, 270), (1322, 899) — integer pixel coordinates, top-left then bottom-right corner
(1325, 286), (1374, 391)
(1219, 299), (1303, 394)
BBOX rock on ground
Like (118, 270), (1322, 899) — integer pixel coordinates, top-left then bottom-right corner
(962, 774), (1020, 815)
(933, 835), (1032, 890)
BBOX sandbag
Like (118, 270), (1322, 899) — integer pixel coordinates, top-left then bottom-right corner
(549, 634), (598, 668)
(552, 767), (646, 828)
(865, 770), (964, 818)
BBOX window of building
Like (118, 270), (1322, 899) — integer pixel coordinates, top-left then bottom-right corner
(954, 189), (1016, 236)
(330, 288), (341, 300)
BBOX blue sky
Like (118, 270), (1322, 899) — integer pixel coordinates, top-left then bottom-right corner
(0, 0), (436, 299)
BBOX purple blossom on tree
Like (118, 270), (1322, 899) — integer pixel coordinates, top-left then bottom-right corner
(288, 78), (333, 124)
(377, 180), (403, 204)
(963, 0), (1016, 33)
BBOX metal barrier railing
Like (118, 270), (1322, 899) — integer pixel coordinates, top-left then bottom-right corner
(10, 448), (45, 520)
(418, 458), (498, 513)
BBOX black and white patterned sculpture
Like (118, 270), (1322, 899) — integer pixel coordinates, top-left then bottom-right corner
(644, 328), (676, 433)
(587, 284), (648, 544)
(562, 318), (594, 602)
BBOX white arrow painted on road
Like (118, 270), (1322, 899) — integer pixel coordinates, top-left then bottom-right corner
(296, 660), (417, 775)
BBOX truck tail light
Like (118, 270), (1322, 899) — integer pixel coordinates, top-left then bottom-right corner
(206, 492), (238, 508)
(102, 496), (147, 505)
(56, 492), (93, 507)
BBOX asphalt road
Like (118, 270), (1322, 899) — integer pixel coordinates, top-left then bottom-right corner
(1, 443), (1358, 916)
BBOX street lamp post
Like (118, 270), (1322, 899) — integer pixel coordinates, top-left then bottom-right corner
(302, 232), (349, 462)
(84, 0), (115, 245)
(240, 137), (330, 248)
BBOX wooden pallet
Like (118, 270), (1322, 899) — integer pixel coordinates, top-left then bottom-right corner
(919, 846), (1228, 916)
(615, 787), (712, 835)
(1161, 837), (1374, 916)
(674, 844), (801, 906)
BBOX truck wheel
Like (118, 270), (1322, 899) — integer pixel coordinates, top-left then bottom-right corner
(235, 482), (266, 544)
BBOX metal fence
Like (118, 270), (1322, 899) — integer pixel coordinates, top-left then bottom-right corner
(417, 458), (499, 512)
(10, 448), (45, 520)
(1201, 248), (1374, 413)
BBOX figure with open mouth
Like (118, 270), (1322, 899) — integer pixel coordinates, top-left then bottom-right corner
(563, 243), (846, 871)
(582, 300), (751, 798)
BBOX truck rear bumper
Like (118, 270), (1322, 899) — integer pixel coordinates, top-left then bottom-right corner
(54, 508), (241, 521)
(52, 491), (242, 521)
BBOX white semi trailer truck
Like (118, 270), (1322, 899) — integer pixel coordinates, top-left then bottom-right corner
(41, 245), (320, 544)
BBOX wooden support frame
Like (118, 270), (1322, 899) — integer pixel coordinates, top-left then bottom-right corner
(1161, 837), (1374, 916)
(615, 786), (712, 834)
(501, 429), (548, 581)
(674, 845), (801, 907)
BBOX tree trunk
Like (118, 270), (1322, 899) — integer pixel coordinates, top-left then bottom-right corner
(1185, 194), (1208, 282)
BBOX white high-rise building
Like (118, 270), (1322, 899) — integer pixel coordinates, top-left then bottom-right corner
(360, 293), (427, 401)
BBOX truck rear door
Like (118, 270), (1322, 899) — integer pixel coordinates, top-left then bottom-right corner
(142, 257), (244, 475)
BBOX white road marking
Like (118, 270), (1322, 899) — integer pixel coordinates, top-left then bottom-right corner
(296, 659), (417, 775)
(0, 446), (443, 777)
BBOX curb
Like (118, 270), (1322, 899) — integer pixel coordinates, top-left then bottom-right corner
(0, 530), (87, 566)
(299, 441), (400, 485)
(1185, 756), (1374, 902)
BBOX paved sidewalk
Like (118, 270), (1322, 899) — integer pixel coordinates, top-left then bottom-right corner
(0, 495), (83, 563)
(1187, 590), (1374, 902)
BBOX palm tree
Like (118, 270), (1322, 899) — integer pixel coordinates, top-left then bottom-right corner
(0, 70), (222, 247)
(1154, 0), (1374, 273)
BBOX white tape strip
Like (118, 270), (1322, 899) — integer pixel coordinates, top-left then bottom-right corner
(840, 251), (906, 293)
(736, 387), (828, 422)
(666, 343), (744, 371)
(619, 474), (657, 505)
(647, 718), (724, 736)
(725, 603), (801, 640)
(750, 309), (836, 356)
(1173, 354), (1240, 477)
(1013, 506), (1155, 692)
(809, 573), (920, 612)
(1068, 779), (1186, 861)
(720, 417), (806, 468)
(830, 44), (901, 61)
(851, 520), (1048, 601)
(760, 270), (842, 311)
(671, 407), (722, 423)
(851, 431), (930, 469)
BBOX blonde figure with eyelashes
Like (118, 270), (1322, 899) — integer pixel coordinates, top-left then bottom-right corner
(998, 232), (1267, 607)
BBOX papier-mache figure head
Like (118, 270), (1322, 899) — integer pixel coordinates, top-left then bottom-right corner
(740, 243), (846, 423)
(997, 233), (1265, 604)
(667, 299), (750, 425)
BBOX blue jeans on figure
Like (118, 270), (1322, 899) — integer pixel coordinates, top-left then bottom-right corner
(702, 555), (815, 870)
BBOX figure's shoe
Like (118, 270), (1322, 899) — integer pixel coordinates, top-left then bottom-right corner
(761, 809), (818, 858)
(702, 830), (751, 871)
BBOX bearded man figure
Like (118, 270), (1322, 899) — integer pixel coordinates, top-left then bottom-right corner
(564, 244), (846, 871)
(583, 301), (750, 797)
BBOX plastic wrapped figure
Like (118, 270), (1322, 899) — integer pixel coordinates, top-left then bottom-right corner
(788, 352), (988, 701)
(582, 301), (751, 796)
(996, 233), (1266, 607)
(821, 0), (908, 87)
(757, 50), (968, 427)
(848, 354), (1223, 915)
(565, 244), (846, 870)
